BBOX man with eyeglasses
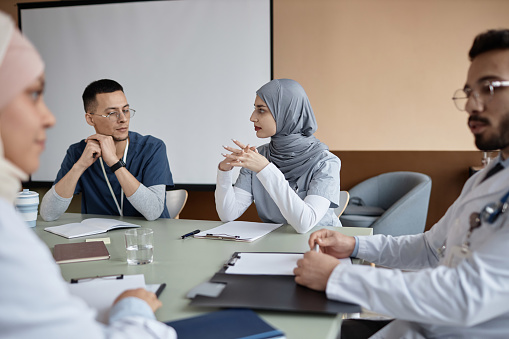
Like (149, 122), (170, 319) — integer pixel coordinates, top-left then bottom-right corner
(41, 79), (173, 221)
(294, 29), (509, 338)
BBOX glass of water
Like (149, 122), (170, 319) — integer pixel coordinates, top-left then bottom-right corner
(125, 228), (154, 265)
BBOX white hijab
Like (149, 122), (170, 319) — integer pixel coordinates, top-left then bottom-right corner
(0, 12), (44, 203)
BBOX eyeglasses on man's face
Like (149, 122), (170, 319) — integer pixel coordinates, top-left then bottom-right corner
(452, 80), (509, 111)
(88, 108), (136, 120)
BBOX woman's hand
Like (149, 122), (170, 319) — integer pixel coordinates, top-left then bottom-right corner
(221, 139), (269, 173)
(113, 288), (162, 313)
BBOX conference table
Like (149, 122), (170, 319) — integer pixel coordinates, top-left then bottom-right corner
(34, 214), (373, 339)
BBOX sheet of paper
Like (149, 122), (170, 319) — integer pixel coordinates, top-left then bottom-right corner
(194, 221), (283, 242)
(225, 252), (352, 275)
(68, 274), (146, 324)
(226, 253), (302, 275)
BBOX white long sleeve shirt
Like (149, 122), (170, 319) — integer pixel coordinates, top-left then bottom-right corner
(0, 198), (176, 339)
(40, 184), (166, 221)
(326, 161), (509, 338)
(215, 163), (336, 233)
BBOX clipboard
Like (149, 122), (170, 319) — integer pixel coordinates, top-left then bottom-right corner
(193, 221), (283, 242)
(188, 252), (360, 314)
(68, 274), (167, 323)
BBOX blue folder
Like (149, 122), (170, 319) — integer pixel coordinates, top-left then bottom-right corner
(165, 308), (284, 339)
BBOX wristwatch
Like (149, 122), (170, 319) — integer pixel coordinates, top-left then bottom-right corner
(110, 159), (126, 173)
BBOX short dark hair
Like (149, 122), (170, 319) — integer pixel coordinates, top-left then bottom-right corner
(82, 79), (124, 112)
(469, 29), (509, 61)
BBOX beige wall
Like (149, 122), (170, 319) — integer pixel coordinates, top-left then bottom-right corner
(273, 0), (509, 150)
(3, 0), (508, 151)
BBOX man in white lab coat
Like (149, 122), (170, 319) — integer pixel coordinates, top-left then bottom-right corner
(294, 29), (509, 338)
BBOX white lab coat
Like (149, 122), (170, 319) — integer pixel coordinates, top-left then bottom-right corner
(327, 160), (509, 338)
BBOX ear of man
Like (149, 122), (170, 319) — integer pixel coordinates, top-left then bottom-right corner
(85, 113), (95, 127)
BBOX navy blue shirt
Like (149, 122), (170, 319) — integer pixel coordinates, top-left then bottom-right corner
(54, 131), (173, 218)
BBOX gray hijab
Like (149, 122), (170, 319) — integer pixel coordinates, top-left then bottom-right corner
(256, 79), (328, 182)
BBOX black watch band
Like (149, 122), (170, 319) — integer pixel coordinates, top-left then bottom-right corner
(110, 159), (126, 173)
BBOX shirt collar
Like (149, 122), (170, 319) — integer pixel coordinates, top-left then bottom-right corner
(492, 153), (509, 169)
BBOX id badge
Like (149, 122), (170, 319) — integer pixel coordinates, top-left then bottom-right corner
(443, 245), (472, 268)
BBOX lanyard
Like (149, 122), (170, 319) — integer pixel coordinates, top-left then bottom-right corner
(99, 139), (129, 216)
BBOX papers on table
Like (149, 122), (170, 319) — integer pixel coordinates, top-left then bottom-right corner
(226, 253), (302, 275)
(68, 274), (146, 324)
(194, 221), (283, 242)
(225, 252), (352, 275)
(45, 218), (140, 238)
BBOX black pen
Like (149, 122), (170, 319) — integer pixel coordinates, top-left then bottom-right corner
(181, 229), (200, 239)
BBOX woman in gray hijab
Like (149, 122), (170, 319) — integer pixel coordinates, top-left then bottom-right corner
(216, 79), (341, 233)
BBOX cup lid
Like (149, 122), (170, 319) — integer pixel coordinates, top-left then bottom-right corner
(17, 189), (39, 198)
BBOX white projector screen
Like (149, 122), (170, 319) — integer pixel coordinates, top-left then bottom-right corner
(19, 0), (272, 185)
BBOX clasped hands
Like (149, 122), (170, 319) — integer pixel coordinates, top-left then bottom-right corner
(219, 139), (269, 173)
(293, 229), (356, 291)
(78, 134), (119, 169)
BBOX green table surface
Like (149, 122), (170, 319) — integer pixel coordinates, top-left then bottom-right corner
(34, 214), (373, 339)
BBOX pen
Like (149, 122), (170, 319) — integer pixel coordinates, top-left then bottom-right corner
(314, 243), (320, 253)
(181, 229), (200, 239)
(70, 274), (124, 284)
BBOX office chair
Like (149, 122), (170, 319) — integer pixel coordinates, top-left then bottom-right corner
(340, 172), (432, 236)
(334, 191), (350, 218)
(166, 189), (188, 219)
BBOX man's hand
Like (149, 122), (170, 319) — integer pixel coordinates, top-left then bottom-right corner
(308, 229), (356, 259)
(75, 139), (101, 170)
(86, 134), (119, 166)
(294, 251), (340, 291)
(113, 288), (162, 313)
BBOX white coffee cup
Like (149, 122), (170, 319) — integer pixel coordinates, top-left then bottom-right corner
(15, 189), (39, 227)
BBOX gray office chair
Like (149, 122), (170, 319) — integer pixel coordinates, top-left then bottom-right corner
(340, 172), (432, 236)
(166, 189), (188, 219)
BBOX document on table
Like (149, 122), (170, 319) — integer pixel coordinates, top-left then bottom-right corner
(225, 252), (352, 275)
(68, 274), (146, 324)
(45, 218), (140, 239)
(194, 221), (283, 242)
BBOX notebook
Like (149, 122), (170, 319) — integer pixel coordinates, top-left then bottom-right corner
(45, 218), (140, 238)
(53, 241), (110, 264)
(165, 308), (284, 339)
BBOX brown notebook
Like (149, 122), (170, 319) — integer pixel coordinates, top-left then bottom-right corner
(53, 241), (110, 264)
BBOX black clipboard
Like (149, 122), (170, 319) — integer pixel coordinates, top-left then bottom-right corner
(188, 252), (361, 314)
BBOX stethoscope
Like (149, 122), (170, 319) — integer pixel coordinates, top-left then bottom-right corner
(438, 188), (509, 257)
(98, 139), (129, 216)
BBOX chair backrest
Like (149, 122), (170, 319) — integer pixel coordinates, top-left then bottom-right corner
(348, 172), (430, 210)
(334, 191), (350, 217)
(166, 189), (188, 219)
(341, 171), (432, 236)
